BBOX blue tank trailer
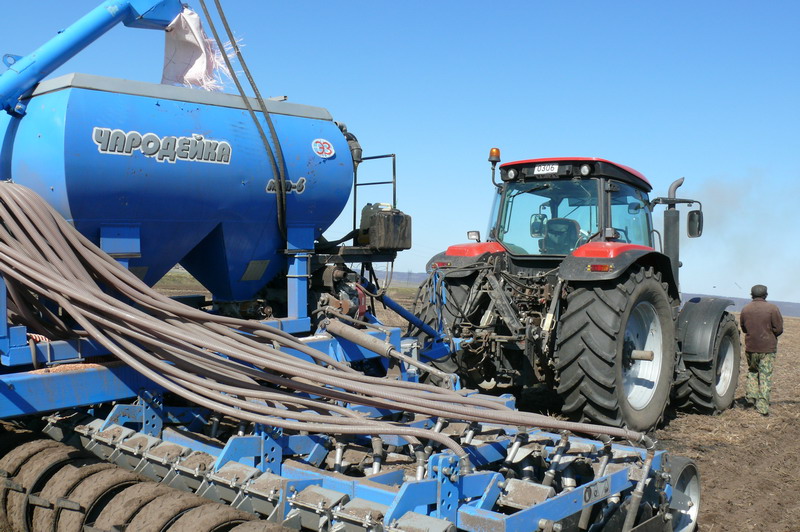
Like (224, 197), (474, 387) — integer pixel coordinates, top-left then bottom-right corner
(0, 1), (700, 530)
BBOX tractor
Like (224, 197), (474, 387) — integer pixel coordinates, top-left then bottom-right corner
(412, 151), (741, 431)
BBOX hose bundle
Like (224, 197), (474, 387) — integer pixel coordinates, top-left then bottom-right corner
(0, 183), (650, 457)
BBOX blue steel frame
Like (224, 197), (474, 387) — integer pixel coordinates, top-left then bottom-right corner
(87, 412), (665, 532)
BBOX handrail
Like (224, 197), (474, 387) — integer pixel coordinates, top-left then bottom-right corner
(351, 153), (397, 241)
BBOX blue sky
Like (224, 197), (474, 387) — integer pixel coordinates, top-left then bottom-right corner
(4, 1), (799, 302)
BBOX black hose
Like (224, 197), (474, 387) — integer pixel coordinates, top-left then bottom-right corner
(196, 0), (288, 239)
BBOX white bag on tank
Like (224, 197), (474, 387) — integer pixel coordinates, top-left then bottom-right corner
(161, 7), (227, 91)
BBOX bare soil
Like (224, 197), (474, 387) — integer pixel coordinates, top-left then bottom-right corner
(656, 315), (800, 532)
(377, 295), (800, 531)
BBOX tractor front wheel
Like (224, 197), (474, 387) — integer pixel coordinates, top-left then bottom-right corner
(555, 266), (675, 432)
(675, 312), (740, 413)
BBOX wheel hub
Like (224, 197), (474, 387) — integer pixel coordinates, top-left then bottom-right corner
(622, 301), (663, 410)
(715, 335), (735, 395)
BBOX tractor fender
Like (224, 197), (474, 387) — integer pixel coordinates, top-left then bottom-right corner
(425, 242), (504, 278)
(676, 297), (735, 363)
(559, 245), (679, 300)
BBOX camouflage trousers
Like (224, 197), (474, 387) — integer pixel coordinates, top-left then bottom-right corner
(745, 352), (776, 415)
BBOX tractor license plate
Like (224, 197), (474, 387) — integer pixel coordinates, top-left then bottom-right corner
(533, 163), (559, 175)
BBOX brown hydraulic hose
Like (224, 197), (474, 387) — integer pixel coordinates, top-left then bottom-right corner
(0, 237), (649, 444)
(0, 183), (651, 448)
(196, 0), (288, 239)
(0, 242), (450, 444)
(102, 329), (422, 433)
(0, 235), (647, 445)
(0, 217), (486, 409)
(21, 272), (454, 455)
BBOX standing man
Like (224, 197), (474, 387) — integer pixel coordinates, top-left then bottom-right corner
(740, 284), (783, 416)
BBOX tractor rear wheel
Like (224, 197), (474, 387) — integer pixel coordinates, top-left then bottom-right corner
(675, 313), (740, 413)
(555, 266), (675, 431)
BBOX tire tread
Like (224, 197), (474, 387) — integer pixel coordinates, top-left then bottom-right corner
(555, 266), (675, 430)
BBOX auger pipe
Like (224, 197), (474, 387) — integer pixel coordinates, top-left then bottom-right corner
(0, 0), (182, 115)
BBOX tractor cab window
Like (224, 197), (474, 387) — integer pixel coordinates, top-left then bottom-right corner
(497, 179), (599, 255)
(486, 187), (502, 240)
(608, 181), (653, 247)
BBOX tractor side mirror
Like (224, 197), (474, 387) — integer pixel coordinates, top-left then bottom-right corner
(530, 214), (547, 237)
(628, 202), (643, 214)
(687, 209), (703, 237)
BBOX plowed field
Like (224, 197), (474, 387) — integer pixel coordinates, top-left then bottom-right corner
(656, 315), (799, 531)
